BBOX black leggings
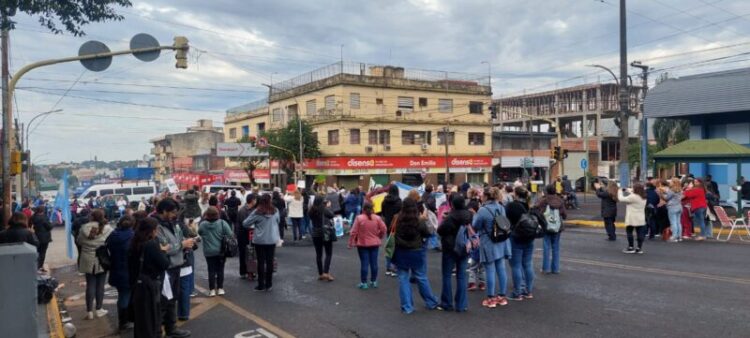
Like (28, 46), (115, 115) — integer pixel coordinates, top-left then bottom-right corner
(603, 217), (616, 240)
(85, 272), (107, 312)
(626, 225), (647, 249)
(205, 256), (226, 290)
(254, 244), (275, 289)
(37, 242), (49, 269)
(312, 237), (333, 275)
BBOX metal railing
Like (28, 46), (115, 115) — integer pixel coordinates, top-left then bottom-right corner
(226, 98), (268, 116)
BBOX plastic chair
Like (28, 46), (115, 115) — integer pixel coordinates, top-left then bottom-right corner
(713, 206), (750, 242)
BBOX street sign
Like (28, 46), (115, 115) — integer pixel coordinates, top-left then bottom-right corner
(257, 137), (268, 148)
(217, 143), (267, 157)
(130, 33), (161, 62)
(580, 158), (588, 170)
(79, 40), (112, 72)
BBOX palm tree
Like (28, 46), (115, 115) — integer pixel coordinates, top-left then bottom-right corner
(652, 118), (690, 150)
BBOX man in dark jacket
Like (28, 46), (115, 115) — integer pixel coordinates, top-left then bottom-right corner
(0, 212), (38, 246)
(236, 194), (257, 279)
(645, 182), (661, 239)
(31, 206), (53, 270)
(224, 190), (242, 224)
(595, 182), (618, 241)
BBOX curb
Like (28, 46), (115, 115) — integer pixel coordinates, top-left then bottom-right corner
(565, 220), (746, 236)
(47, 294), (65, 338)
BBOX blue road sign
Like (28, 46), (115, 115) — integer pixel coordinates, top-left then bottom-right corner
(580, 158), (588, 170)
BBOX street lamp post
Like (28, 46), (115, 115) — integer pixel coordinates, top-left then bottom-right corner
(25, 109), (63, 151)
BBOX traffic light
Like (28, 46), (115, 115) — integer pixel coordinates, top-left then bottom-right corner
(563, 149), (569, 159)
(21, 151), (29, 173)
(173, 36), (189, 69)
(552, 146), (561, 161)
(10, 150), (21, 176)
(489, 105), (497, 120)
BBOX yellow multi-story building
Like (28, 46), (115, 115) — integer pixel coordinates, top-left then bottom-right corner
(224, 62), (492, 188)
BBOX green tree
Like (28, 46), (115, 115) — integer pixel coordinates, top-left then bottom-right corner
(1, 1), (132, 35)
(67, 175), (79, 187)
(628, 140), (657, 180)
(48, 167), (65, 180)
(263, 118), (321, 183)
(231, 135), (268, 186)
(652, 118), (690, 150)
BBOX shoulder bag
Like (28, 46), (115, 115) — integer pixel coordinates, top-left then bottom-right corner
(384, 215), (399, 259)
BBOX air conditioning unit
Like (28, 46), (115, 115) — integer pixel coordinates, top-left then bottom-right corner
(421, 143), (429, 151)
(365, 146), (374, 153)
(384, 145), (392, 151)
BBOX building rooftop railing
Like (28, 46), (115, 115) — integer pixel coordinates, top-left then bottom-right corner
(226, 98), (268, 116)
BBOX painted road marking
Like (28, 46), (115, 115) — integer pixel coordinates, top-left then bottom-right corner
(235, 328), (278, 338)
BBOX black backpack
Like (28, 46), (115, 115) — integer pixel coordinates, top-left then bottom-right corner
(488, 208), (511, 243)
(513, 207), (546, 240)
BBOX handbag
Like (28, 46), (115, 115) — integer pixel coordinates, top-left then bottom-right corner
(384, 215), (399, 260)
(661, 227), (672, 241)
(221, 235), (239, 258)
(95, 245), (111, 271)
(322, 212), (338, 242)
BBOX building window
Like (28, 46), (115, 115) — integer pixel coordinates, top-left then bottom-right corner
(272, 108), (282, 122)
(257, 123), (265, 135)
(368, 130), (378, 145)
(438, 99), (453, 113)
(350, 93), (360, 109)
(437, 131), (455, 145)
(325, 95), (336, 111)
(328, 130), (339, 145)
(469, 101), (484, 114)
(601, 140), (620, 161)
(397, 96), (414, 112)
(287, 104), (298, 121)
(312, 132), (318, 143)
(306, 99), (316, 116)
(350, 129), (360, 144)
(241, 125), (249, 137)
(379, 130), (391, 145)
(376, 98), (383, 105)
(419, 97), (428, 107)
(401, 131), (430, 145)
(468, 132), (485, 145)
(229, 128), (237, 139)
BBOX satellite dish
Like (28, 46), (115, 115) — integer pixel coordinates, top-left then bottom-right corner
(130, 33), (161, 62)
(78, 41), (112, 72)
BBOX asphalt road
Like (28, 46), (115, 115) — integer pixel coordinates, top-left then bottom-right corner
(181, 227), (750, 338)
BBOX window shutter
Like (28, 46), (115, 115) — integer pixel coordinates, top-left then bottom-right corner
(325, 95), (336, 111)
(439, 99), (453, 113)
(350, 93), (360, 109)
(306, 100), (316, 115)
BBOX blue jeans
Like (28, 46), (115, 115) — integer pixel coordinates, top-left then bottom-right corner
(510, 238), (535, 297)
(357, 246), (379, 283)
(543, 233), (561, 273)
(116, 286), (131, 310)
(440, 251), (468, 311)
(301, 216), (311, 236)
(668, 209), (682, 240)
(397, 263), (438, 314)
(693, 207), (710, 237)
(483, 258), (508, 297)
(177, 272), (193, 320)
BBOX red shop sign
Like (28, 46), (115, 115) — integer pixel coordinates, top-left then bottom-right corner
(304, 156), (492, 170)
(224, 169), (271, 181)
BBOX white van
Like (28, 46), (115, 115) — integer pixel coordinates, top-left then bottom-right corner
(202, 185), (243, 195)
(78, 182), (158, 202)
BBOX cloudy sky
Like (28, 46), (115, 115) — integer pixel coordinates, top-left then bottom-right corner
(8, 0), (750, 163)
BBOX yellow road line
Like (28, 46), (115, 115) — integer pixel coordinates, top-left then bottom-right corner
(192, 285), (295, 338)
(564, 257), (750, 285)
(47, 294), (65, 338)
(567, 220), (750, 236)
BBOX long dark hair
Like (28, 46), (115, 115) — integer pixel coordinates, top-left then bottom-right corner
(362, 202), (374, 220)
(130, 217), (159, 253)
(398, 198), (420, 228)
(254, 194), (275, 216)
(309, 195), (326, 219)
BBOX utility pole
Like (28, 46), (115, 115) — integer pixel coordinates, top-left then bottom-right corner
(2, 19), (11, 223)
(618, 0), (631, 187)
(631, 61), (649, 181)
(298, 115), (304, 186)
(443, 125), (450, 186)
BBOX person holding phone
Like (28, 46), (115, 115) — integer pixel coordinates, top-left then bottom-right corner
(618, 184), (647, 254)
(595, 181), (618, 241)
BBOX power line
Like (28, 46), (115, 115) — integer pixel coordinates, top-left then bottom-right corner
(22, 77), (266, 93)
(29, 70), (86, 136)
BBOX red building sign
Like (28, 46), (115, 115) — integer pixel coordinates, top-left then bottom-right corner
(303, 156), (492, 170)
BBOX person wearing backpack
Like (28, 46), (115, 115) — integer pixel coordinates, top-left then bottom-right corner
(471, 187), (512, 308)
(199, 207), (235, 297)
(506, 187), (538, 301)
(437, 195), (473, 312)
(536, 184), (567, 274)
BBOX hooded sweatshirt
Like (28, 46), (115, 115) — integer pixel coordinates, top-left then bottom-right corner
(242, 210), (281, 245)
(437, 197), (473, 252)
(381, 185), (402, 230)
(198, 219), (234, 257)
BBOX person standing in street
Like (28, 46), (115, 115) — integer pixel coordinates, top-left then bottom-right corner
(199, 207), (234, 297)
(154, 199), (194, 338)
(472, 187), (512, 308)
(31, 206), (53, 271)
(182, 187), (202, 226)
(242, 194), (281, 292)
(236, 194), (257, 279)
(309, 196), (336, 281)
(595, 181), (619, 241)
(618, 183), (648, 254)
(286, 190), (304, 241)
(381, 185), (402, 276)
(0, 212), (38, 246)
(437, 195), (472, 312)
(661, 178), (683, 242)
(224, 190), (242, 225)
(106, 215), (135, 331)
(129, 217), (171, 338)
(537, 185), (567, 274)
(348, 202), (386, 289)
(78, 209), (114, 320)
(506, 187), (538, 301)
(392, 198), (441, 314)
(683, 179), (710, 240)
(272, 191), (288, 241)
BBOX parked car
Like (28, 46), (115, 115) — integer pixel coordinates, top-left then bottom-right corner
(576, 176), (610, 192)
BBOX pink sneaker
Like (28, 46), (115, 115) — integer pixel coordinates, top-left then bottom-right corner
(467, 283), (477, 291)
(494, 296), (508, 306)
(482, 297), (497, 308)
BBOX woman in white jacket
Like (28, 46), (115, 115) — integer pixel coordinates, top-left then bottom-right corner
(285, 190), (305, 241)
(618, 183), (648, 254)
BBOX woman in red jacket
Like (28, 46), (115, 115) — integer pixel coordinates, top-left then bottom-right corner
(682, 180), (709, 241)
(348, 202), (387, 289)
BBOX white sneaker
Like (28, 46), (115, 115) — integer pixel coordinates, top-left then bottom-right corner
(95, 309), (108, 318)
(85, 312), (94, 320)
(209, 290), (216, 297)
(217, 288), (225, 296)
